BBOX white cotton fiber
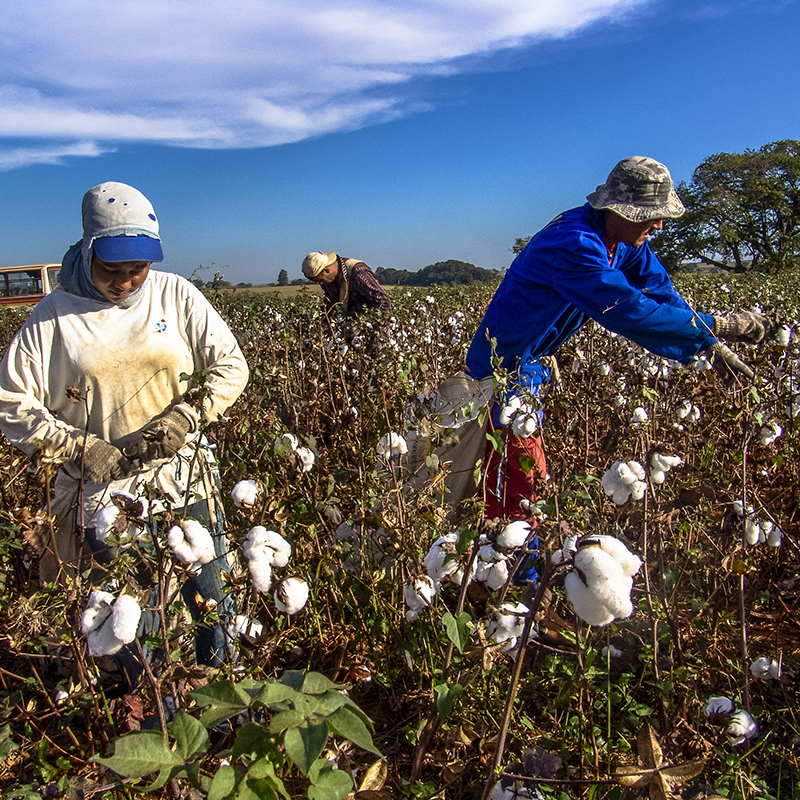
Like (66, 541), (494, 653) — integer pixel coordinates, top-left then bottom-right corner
(565, 572), (615, 627)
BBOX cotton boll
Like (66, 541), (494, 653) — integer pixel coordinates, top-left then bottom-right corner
(248, 556), (273, 594)
(512, 412), (537, 438)
(612, 487), (632, 505)
(613, 395), (627, 407)
(111, 595), (142, 643)
(231, 479), (261, 508)
(776, 325), (791, 346)
(750, 656), (772, 679)
(87, 618), (126, 657)
(278, 433), (298, 452)
(80, 590), (114, 635)
(485, 602), (529, 645)
(727, 709), (758, 745)
(274, 578), (309, 615)
(376, 432), (408, 458)
(496, 520), (531, 550)
(295, 446), (315, 473)
(601, 645), (623, 658)
(626, 461), (646, 481)
(94, 506), (120, 542)
(705, 696), (734, 717)
(592, 535), (642, 577)
(499, 396), (522, 426)
(768, 659), (782, 679)
(629, 480), (647, 501)
(486, 560), (510, 591)
(650, 469), (666, 485)
(424, 534), (460, 583)
(182, 520), (216, 565)
(676, 399), (693, 420)
(759, 421), (783, 446)
(232, 615), (263, 639)
(403, 576), (437, 620)
(767, 526), (783, 547)
(565, 572), (615, 626)
(263, 530), (292, 568)
(744, 516), (761, 546)
(630, 407), (648, 423)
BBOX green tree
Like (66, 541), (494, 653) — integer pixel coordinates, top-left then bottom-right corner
(278, 268), (289, 286)
(512, 236), (532, 255)
(651, 139), (800, 272)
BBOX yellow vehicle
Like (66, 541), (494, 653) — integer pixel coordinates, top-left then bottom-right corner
(0, 264), (61, 306)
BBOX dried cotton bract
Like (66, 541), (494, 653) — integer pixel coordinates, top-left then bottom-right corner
(601, 460), (647, 504)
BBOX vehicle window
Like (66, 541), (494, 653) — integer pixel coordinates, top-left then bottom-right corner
(47, 268), (62, 290)
(0, 269), (44, 298)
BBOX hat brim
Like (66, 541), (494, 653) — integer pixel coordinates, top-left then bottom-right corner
(586, 189), (685, 223)
(93, 234), (164, 263)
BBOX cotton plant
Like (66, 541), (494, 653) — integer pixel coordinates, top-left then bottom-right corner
(243, 526), (292, 593)
(499, 396), (539, 438)
(167, 520), (216, 572)
(601, 460), (647, 504)
(564, 535), (642, 627)
(750, 656), (781, 679)
(80, 590), (142, 657)
(93, 490), (148, 545)
(732, 501), (783, 547)
(649, 452), (683, 485)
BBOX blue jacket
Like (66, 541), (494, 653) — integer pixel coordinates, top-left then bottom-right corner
(465, 204), (716, 385)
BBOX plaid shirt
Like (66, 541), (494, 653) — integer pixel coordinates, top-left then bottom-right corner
(321, 256), (390, 318)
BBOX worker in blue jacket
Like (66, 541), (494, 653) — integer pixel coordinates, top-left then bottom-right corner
(466, 156), (769, 529)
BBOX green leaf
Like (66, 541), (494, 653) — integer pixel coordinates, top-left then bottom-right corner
(244, 778), (280, 800)
(232, 723), (274, 763)
(316, 690), (349, 715)
(256, 681), (299, 709)
(191, 680), (252, 728)
(518, 454), (536, 474)
(442, 611), (472, 653)
(209, 765), (242, 800)
(169, 711), (210, 761)
(301, 672), (339, 695)
(269, 709), (306, 735)
(293, 693), (324, 719)
(280, 670), (306, 691)
(246, 756), (290, 800)
(92, 730), (182, 779)
(0, 724), (18, 760)
(486, 430), (503, 454)
(434, 682), (463, 722)
(283, 722), (329, 774)
(327, 707), (380, 755)
(308, 759), (353, 800)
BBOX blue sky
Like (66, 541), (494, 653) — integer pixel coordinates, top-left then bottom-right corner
(1, 0), (798, 284)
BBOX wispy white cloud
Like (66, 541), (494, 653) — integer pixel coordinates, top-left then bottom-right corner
(0, 0), (654, 169)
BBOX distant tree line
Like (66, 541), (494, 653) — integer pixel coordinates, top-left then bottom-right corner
(508, 140), (800, 275)
(375, 259), (501, 286)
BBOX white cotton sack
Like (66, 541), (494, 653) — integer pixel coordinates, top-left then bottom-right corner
(274, 577), (309, 615)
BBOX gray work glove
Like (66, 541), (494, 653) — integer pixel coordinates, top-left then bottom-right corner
(714, 312), (770, 345)
(131, 408), (194, 464)
(81, 437), (135, 483)
(706, 342), (755, 386)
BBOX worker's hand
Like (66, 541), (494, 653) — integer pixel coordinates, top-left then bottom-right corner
(706, 342), (755, 386)
(714, 312), (771, 345)
(81, 437), (135, 483)
(131, 408), (194, 464)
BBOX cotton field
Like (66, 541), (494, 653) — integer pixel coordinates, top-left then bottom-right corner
(0, 271), (798, 800)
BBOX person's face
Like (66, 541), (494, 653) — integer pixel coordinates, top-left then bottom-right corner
(606, 213), (664, 248)
(90, 253), (151, 303)
(311, 261), (338, 284)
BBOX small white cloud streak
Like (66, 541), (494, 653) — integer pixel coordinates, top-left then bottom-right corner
(1, 0), (653, 168)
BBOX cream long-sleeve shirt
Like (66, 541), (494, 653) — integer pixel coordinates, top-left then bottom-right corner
(0, 270), (249, 523)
